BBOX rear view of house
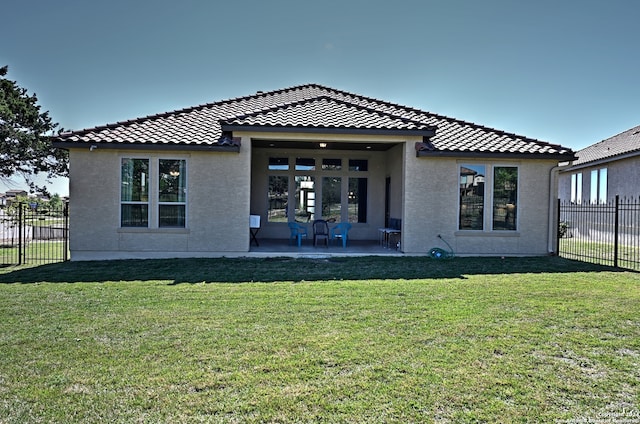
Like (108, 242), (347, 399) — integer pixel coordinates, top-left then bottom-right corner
(53, 84), (575, 260)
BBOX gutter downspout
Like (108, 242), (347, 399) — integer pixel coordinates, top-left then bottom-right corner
(548, 162), (572, 254)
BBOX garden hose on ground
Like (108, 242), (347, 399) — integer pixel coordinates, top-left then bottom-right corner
(429, 235), (455, 259)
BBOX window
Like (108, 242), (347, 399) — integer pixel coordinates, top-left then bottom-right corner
(571, 173), (582, 204)
(268, 176), (288, 222)
(348, 178), (367, 223)
(120, 158), (186, 228)
(121, 158), (149, 227)
(322, 158), (342, 170)
(590, 168), (608, 204)
(459, 165), (485, 230)
(269, 157), (289, 171)
(492, 167), (517, 231)
(599, 168), (608, 204)
(267, 155), (368, 223)
(590, 170), (598, 204)
(459, 164), (518, 231)
(295, 176), (315, 221)
(295, 157), (315, 171)
(322, 177), (341, 222)
(349, 159), (368, 171)
(158, 159), (186, 227)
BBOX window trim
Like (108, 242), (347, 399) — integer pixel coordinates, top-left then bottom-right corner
(457, 162), (520, 233)
(119, 156), (189, 230)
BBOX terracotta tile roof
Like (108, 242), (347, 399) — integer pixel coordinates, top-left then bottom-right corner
(222, 96), (436, 135)
(570, 124), (640, 166)
(53, 83), (575, 159)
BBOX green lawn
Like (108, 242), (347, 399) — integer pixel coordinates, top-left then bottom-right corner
(0, 240), (68, 266)
(0, 257), (638, 423)
(560, 238), (640, 270)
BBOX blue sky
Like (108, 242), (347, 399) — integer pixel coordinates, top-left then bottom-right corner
(2, 0), (639, 196)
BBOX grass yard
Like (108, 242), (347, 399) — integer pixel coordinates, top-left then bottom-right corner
(0, 256), (638, 423)
(560, 238), (640, 271)
(0, 240), (68, 266)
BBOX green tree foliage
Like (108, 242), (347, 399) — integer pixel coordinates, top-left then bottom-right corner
(0, 65), (68, 194)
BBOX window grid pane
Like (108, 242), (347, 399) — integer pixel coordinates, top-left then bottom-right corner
(268, 176), (289, 222)
(322, 177), (341, 222)
(121, 158), (149, 202)
(492, 167), (517, 231)
(158, 159), (186, 227)
(322, 158), (342, 171)
(348, 159), (368, 172)
(348, 178), (367, 223)
(459, 165), (485, 230)
(295, 176), (315, 222)
(159, 204), (185, 227)
(121, 158), (149, 227)
(121, 204), (149, 227)
(159, 159), (186, 203)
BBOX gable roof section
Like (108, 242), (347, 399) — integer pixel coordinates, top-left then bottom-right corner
(221, 96), (436, 136)
(53, 83), (574, 159)
(568, 124), (640, 169)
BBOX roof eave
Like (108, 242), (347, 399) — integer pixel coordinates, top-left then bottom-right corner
(416, 150), (577, 161)
(52, 141), (240, 153)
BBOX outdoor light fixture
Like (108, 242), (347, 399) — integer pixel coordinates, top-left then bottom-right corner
(319, 142), (328, 148)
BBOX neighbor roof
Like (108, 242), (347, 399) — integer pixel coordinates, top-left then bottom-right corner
(53, 83), (574, 159)
(568, 124), (640, 168)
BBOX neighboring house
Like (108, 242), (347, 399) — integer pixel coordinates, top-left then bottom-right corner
(0, 190), (28, 208)
(559, 125), (640, 204)
(53, 84), (575, 260)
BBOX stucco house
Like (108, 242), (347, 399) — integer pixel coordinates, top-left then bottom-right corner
(53, 84), (575, 260)
(559, 124), (640, 205)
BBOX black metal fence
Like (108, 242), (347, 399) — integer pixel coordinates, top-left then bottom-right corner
(0, 202), (69, 266)
(558, 196), (640, 270)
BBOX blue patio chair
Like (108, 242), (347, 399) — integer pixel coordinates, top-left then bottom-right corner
(330, 222), (352, 248)
(287, 222), (308, 247)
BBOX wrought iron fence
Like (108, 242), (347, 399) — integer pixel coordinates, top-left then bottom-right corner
(558, 196), (640, 270)
(0, 202), (69, 266)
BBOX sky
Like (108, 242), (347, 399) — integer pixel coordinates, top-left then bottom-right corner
(2, 0), (639, 197)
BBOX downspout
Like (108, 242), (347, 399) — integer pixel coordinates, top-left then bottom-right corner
(548, 162), (572, 254)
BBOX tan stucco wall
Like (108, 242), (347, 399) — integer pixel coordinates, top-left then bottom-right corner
(68, 145), (251, 260)
(402, 151), (559, 256)
(67, 131), (560, 259)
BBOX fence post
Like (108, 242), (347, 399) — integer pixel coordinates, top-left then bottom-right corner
(17, 203), (23, 265)
(614, 195), (619, 268)
(64, 201), (69, 262)
(556, 198), (561, 255)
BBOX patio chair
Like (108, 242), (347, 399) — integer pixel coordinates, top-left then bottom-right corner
(312, 219), (330, 247)
(330, 222), (352, 248)
(287, 222), (308, 247)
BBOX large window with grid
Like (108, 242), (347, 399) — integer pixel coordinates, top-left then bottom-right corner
(459, 164), (518, 231)
(121, 158), (187, 228)
(267, 155), (368, 223)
